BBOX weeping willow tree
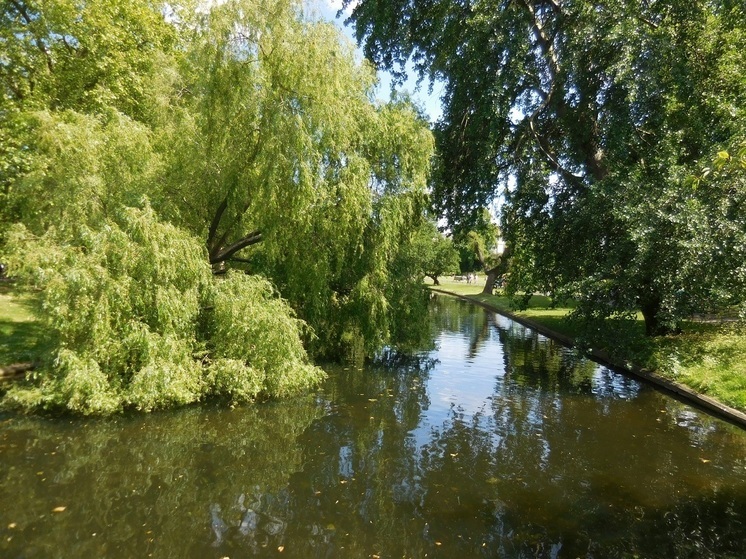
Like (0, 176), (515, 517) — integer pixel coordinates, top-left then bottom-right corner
(0, 0), (433, 414)
(157, 0), (434, 359)
(3, 205), (326, 414)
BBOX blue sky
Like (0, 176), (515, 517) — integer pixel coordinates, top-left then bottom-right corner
(305, 0), (444, 123)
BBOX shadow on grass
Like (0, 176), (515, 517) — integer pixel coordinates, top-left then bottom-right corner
(656, 322), (746, 367)
(0, 320), (53, 366)
(0, 292), (53, 366)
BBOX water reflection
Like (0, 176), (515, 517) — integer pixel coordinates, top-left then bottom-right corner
(1, 296), (745, 558)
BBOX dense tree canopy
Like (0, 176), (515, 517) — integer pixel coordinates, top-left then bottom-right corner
(3, 206), (326, 414)
(1, 0), (174, 115)
(343, 0), (746, 335)
(398, 218), (459, 285)
(0, 0), (434, 413)
(154, 0), (434, 357)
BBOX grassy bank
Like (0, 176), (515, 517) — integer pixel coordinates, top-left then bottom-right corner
(429, 277), (746, 413)
(0, 289), (48, 367)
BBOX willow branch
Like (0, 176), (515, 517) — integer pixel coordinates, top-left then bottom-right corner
(207, 196), (229, 251)
(209, 231), (263, 264)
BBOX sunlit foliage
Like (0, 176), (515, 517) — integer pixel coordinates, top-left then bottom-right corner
(2, 205), (325, 414)
(0, 0), (434, 413)
(205, 272), (326, 401)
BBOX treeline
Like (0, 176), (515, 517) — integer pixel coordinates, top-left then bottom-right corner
(0, 0), (436, 414)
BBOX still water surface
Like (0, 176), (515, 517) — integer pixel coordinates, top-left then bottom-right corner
(1, 296), (745, 558)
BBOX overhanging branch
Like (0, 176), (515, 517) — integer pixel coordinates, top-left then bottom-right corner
(209, 230), (263, 264)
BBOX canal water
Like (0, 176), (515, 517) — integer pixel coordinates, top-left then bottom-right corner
(1, 295), (745, 558)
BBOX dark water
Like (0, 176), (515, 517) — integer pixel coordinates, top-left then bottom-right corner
(1, 296), (745, 559)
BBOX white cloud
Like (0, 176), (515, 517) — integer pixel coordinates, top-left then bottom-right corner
(322, 0), (358, 16)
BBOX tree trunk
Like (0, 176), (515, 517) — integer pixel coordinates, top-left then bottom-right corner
(0, 362), (34, 382)
(208, 230), (263, 267)
(639, 294), (679, 336)
(640, 299), (661, 336)
(482, 267), (500, 295)
(428, 274), (440, 286)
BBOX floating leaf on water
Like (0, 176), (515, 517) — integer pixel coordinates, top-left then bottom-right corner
(8, 523), (16, 529)
(52, 506), (66, 513)
(277, 546), (285, 552)
(435, 541), (442, 546)
(700, 458), (711, 464)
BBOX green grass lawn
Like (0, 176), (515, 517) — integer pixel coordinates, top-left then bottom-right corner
(652, 322), (746, 411)
(429, 277), (746, 413)
(0, 289), (48, 366)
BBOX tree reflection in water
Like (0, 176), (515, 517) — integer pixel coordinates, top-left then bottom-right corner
(1, 296), (745, 558)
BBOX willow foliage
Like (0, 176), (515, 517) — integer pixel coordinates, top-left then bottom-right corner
(205, 272), (326, 400)
(156, 0), (434, 359)
(9, 109), (162, 238)
(2, 205), (325, 414)
(0, 0), (433, 414)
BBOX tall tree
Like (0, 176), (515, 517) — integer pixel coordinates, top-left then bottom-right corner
(342, 0), (746, 335)
(2, 0), (435, 375)
(156, 0), (433, 357)
(398, 218), (459, 286)
(453, 208), (509, 295)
